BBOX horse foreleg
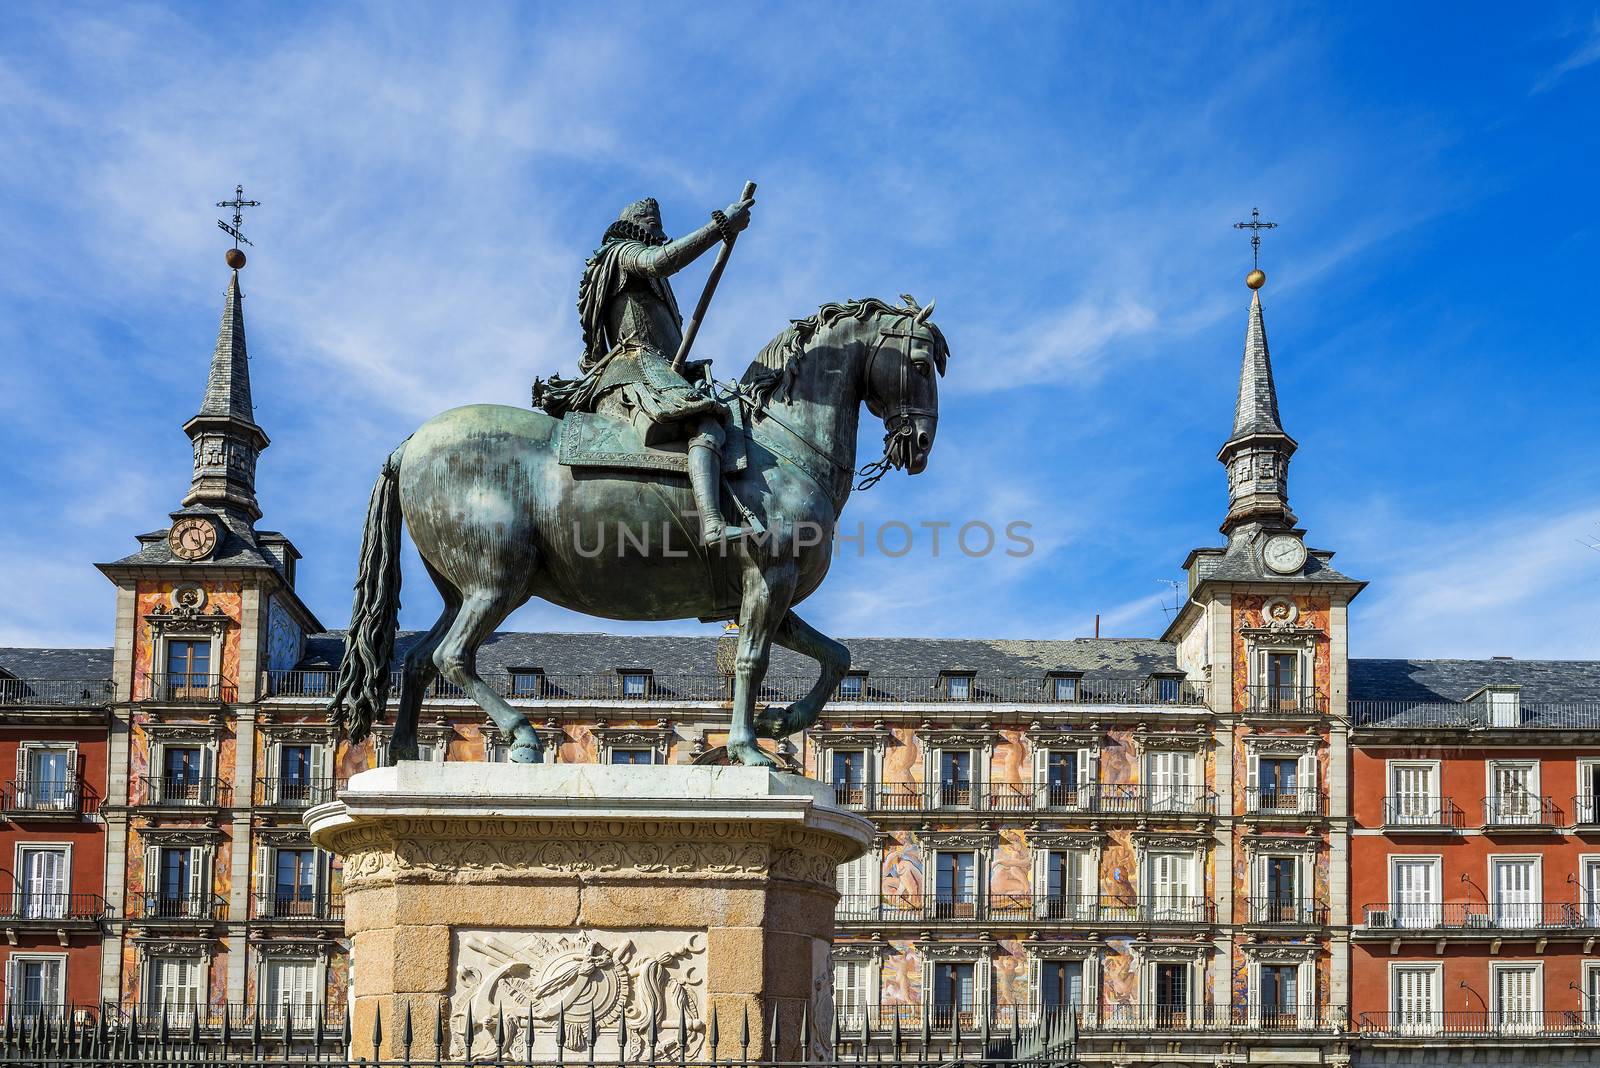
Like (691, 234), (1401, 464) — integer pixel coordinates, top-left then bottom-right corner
(433, 589), (543, 763)
(756, 610), (848, 740)
(728, 561), (795, 768)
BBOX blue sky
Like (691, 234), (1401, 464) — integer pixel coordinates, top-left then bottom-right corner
(2, 3), (1597, 658)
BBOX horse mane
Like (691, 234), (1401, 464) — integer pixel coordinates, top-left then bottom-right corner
(741, 297), (944, 409)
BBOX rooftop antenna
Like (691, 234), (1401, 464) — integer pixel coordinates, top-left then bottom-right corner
(1158, 578), (1185, 622)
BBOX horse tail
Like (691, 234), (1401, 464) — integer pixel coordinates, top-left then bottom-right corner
(327, 440), (408, 743)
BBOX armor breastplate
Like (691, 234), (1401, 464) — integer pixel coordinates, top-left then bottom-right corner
(605, 277), (683, 357)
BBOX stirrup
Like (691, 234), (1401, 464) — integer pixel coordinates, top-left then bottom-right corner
(701, 520), (749, 544)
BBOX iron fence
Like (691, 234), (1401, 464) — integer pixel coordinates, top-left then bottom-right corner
(1357, 900), (1589, 930)
(251, 891), (344, 922)
(135, 673), (237, 704)
(254, 777), (345, 808)
(136, 775), (229, 807)
(0, 778), (95, 816)
(1243, 897), (1326, 925)
(832, 782), (1214, 817)
(1244, 685), (1325, 716)
(1381, 795), (1464, 829)
(835, 894), (1215, 926)
(0, 678), (113, 707)
(1357, 1010), (1600, 1037)
(1242, 787), (1324, 816)
(1351, 699), (1600, 730)
(1484, 794), (1562, 827)
(0, 892), (108, 922)
(129, 893), (227, 922)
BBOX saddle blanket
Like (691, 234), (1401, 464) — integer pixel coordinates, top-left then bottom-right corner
(556, 404), (749, 477)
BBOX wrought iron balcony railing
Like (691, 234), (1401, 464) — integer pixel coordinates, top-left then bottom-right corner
(114, 1001), (349, 1034)
(1352, 699), (1600, 730)
(132, 893), (227, 922)
(254, 777), (344, 808)
(136, 775), (229, 807)
(1244, 897), (1327, 925)
(266, 668), (1207, 707)
(1357, 1010), (1600, 1037)
(135, 672), (237, 703)
(832, 782), (1216, 817)
(835, 893), (1215, 926)
(1381, 795), (1464, 830)
(252, 891), (344, 922)
(0, 892), (108, 922)
(1245, 684), (1325, 716)
(1576, 794), (1600, 827)
(0, 678), (112, 707)
(1243, 787), (1325, 816)
(848, 1001), (1333, 1036)
(1484, 794), (1562, 828)
(1358, 900), (1581, 931)
(0, 778), (95, 816)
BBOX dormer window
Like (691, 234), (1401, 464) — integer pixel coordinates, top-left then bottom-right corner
(943, 672), (975, 701)
(1485, 687), (1521, 727)
(837, 673), (865, 701)
(618, 671), (651, 699)
(1151, 674), (1184, 703)
(508, 669), (543, 698)
(1050, 674), (1081, 703)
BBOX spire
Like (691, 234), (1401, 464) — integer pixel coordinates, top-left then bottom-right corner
(1217, 282), (1296, 535)
(182, 270), (269, 522)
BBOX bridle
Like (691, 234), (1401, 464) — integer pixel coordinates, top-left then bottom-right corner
(854, 314), (939, 490)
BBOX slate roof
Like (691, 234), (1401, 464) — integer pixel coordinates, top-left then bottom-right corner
(197, 272), (258, 424)
(1350, 658), (1600, 705)
(1187, 540), (1359, 586)
(0, 648), (113, 681)
(300, 632), (1182, 679)
(99, 512), (286, 574)
(1229, 290), (1287, 441)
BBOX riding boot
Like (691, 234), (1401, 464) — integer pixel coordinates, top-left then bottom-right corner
(687, 441), (747, 544)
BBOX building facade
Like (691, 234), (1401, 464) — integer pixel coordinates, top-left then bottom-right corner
(0, 260), (1595, 1066)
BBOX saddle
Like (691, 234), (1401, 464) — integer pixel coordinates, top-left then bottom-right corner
(556, 397), (750, 477)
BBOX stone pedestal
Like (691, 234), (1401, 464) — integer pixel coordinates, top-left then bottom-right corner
(308, 764), (872, 1062)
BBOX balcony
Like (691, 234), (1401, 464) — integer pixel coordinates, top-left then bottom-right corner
(0, 892), (108, 924)
(1244, 897), (1327, 926)
(116, 1001), (347, 1035)
(136, 775), (230, 809)
(0, 678), (112, 708)
(0, 779), (96, 818)
(1352, 698), (1600, 730)
(1358, 1010), (1600, 1038)
(1381, 795), (1464, 831)
(135, 673), (236, 704)
(850, 1003), (1333, 1035)
(836, 893), (1214, 927)
(132, 893), (227, 922)
(1243, 787), (1325, 818)
(1484, 794), (1561, 831)
(265, 669), (1209, 707)
(253, 777), (344, 809)
(252, 891), (344, 923)
(1245, 684), (1325, 718)
(1357, 900), (1582, 933)
(833, 782), (1215, 818)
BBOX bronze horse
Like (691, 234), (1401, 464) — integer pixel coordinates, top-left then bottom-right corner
(327, 297), (946, 766)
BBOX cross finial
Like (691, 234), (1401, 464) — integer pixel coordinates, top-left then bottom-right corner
(1233, 207), (1276, 289)
(216, 184), (261, 268)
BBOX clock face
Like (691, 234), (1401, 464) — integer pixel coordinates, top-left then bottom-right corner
(169, 517), (217, 561)
(1262, 534), (1307, 575)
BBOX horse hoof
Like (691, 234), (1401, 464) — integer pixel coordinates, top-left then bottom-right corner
(510, 742), (543, 764)
(728, 740), (778, 768)
(388, 742), (420, 764)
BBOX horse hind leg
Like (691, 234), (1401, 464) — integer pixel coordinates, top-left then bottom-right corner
(389, 560), (461, 764)
(432, 587), (543, 762)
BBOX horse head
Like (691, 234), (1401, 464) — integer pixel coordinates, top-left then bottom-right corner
(863, 296), (947, 476)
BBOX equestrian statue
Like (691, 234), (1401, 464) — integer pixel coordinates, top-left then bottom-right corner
(327, 183), (948, 766)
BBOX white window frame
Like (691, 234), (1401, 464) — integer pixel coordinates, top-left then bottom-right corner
(140, 953), (207, 1022)
(1581, 856), (1600, 927)
(1132, 946), (1205, 1027)
(831, 955), (878, 1029)
(920, 953), (992, 1018)
(1388, 961), (1442, 1036)
(148, 738), (219, 803)
(1139, 845), (1203, 922)
(1032, 743), (1096, 810)
(1027, 951), (1098, 1024)
(1244, 739), (1317, 814)
(1143, 749), (1199, 813)
(835, 849), (881, 921)
(1579, 762), (1600, 825)
(1251, 848), (1313, 924)
(931, 747), (980, 810)
(1486, 760), (1541, 825)
(1386, 759), (1442, 826)
(143, 841), (214, 916)
(1489, 960), (1543, 1034)
(1582, 960), (1600, 1027)
(929, 848), (984, 917)
(1244, 950), (1317, 1029)
(1488, 854), (1543, 928)
(1247, 641), (1311, 711)
(254, 842), (329, 918)
(1484, 686), (1522, 727)
(1386, 855), (1442, 929)
(14, 742), (79, 811)
(155, 631), (224, 695)
(264, 739), (331, 804)
(256, 954), (325, 1024)
(3, 952), (68, 1013)
(1032, 842), (1098, 921)
(13, 842), (72, 918)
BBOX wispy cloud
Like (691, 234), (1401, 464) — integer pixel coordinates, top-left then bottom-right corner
(1533, 15), (1600, 93)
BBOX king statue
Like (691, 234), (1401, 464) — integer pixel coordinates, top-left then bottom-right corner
(535, 192), (756, 545)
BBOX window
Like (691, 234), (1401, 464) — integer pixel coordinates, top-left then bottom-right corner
(939, 751), (973, 807)
(1051, 675), (1079, 702)
(1491, 963), (1540, 1033)
(1146, 851), (1194, 921)
(1153, 962), (1189, 1028)
(932, 961), (976, 1013)
(17, 846), (68, 919)
(1583, 858), (1600, 926)
(1489, 762), (1539, 825)
(620, 673), (650, 699)
(944, 674), (973, 701)
(831, 751), (866, 805)
(1579, 762), (1600, 825)
(1391, 964), (1439, 1035)
(1258, 964), (1299, 1027)
(1584, 962), (1600, 1026)
(836, 674), (864, 701)
(1388, 762), (1440, 825)
(1391, 857), (1441, 928)
(1155, 676), (1182, 703)
(272, 849), (319, 916)
(835, 960), (870, 1025)
(610, 748), (653, 766)
(1265, 652), (1298, 705)
(1487, 688), (1521, 727)
(160, 746), (209, 804)
(1042, 849), (1093, 920)
(165, 639), (211, 692)
(4, 955), (64, 1015)
(508, 671), (543, 697)
(1259, 856), (1299, 922)
(143, 956), (202, 1023)
(1040, 960), (1083, 1010)
(836, 854), (875, 920)
(1255, 757), (1299, 811)
(261, 957), (319, 1023)
(147, 845), (209, 919)
(1044, 749), (1087, 808)
(16, 746), (75, 810)
(934, 851), (978, 917)
(1146, 750), (1196, 812)
(1491, 857), (1540, 928)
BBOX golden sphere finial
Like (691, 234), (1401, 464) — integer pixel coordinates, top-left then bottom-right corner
(225, 247), (247, 270)
(1246, 268), (1266, 290)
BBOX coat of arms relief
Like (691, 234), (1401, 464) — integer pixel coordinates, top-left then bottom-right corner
(450, 930), (706, 1061)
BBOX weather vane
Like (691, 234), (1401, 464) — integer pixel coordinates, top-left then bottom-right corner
(1233, 207), (1276, 290)
(216, 184), (261, 269)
